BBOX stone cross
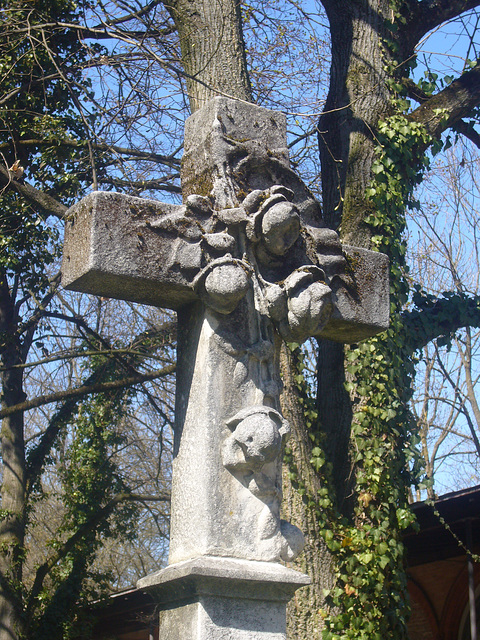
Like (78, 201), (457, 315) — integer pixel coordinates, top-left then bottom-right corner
(62, 97), (389, 640)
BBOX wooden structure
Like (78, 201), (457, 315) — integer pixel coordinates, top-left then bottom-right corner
(86, 485), (480, 640)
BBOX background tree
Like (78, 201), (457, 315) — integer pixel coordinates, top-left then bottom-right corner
(281, 2), (480, 637)
(0, 0), (180, 637)
(409, 140), (480, 497)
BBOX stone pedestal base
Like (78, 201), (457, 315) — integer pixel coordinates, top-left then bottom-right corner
(137, 556), (310, 640)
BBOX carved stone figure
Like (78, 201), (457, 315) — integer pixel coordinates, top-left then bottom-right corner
(223, 406), (304, 562)
(61, 97), (389, 640)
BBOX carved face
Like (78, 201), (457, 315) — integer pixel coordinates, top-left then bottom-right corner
(232, 414), (282, 466)
(223, 408), (288, 474)
(261, 201), (300, 256)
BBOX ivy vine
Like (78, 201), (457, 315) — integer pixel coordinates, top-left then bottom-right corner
(318, 113), (431, 640)
(285, 15), (442, 636)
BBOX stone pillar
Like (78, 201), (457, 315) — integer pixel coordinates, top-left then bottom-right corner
(138, 557), (310, 640)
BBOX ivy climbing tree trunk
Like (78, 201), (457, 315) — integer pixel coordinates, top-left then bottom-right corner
(314, 0), (480, 512)
(311, 1), (401, 573)
(281, 3), (402, 634)
(304, 0), (480, 637)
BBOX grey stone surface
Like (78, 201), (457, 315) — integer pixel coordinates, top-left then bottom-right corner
(62, 192), (389, 342)
(138, 556), (310, 597)
(62, 192), (197, 309)
(324, 245), (390, 342)
(138, 557), (310, 640)
(61, 96), (390, 566)
(62, 98), (389, 344)
(181, 98), (319, 226)
(158, 598), (287, 640)
(61, 96), (390, 640)
(169, 306), (302, 565)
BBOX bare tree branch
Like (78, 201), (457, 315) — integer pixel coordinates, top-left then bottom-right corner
(451, 119), (480, 148)
(406, 0), (480, 48)
(25, 317), (176, 493)
(101, 176), (181, 194)
(91, 0), (172, 29)
(5, 20), (171, 41)
(25, 488), (170, 618)
(409, 61), (480, 140)
(434, 341), (480, 457)
(0, 138), (181, 169)
(0, 165), (67, 218)
(0, 365), (175, 419)
(405, 74), (480, 148)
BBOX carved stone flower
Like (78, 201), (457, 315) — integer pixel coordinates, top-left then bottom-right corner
(194, 256), (252, 315)
(279, 266), (333, 342)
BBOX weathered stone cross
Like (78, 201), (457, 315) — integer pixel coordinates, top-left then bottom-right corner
(62, 97), (388, 639)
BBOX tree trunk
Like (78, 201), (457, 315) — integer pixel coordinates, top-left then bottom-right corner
(0, 273), (26, 640)
(165, 0), (252, 112)
(313, 0), (402, 510)
(280, 345), (336, 639)
(319, 0), (398, 243)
